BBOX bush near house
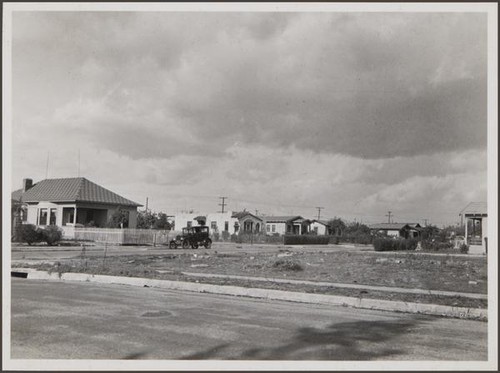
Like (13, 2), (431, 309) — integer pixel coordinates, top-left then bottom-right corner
(420, 239), (454, 252)
(17, 224), (43, 245)
(16, 224), (63, 246)
(40, 226), (63, 246)
(373, 238), (419, 252)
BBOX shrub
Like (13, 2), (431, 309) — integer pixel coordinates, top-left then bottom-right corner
(373, 238), (418, 252)
(283, 235), (329, 245)
(221, 231), (230, 241)
(459, 243), (469, 254)
(272, 258), (303, 271)
(420, 240), (454, 252)
(18, 224), (43, 245)
(40, 226), (63, 246)
(212, 232), (220, 242)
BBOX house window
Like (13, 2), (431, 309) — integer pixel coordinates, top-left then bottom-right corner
(267, 224), (270, 232)
(38, 208), (48, 225)
(211, 221), (217, 230)
(272, 224), (276, 233)
(49, 208), (57, 225)
(224, 221), (229, 231)
(187, 221), (192, 228)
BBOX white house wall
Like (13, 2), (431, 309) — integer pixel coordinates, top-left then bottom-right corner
(266, 222), (287, 235)
(175, 212), (238, 234)
(310, 222), (327, 235)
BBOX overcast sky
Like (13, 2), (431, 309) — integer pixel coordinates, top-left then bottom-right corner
(9, 10), (489, 226)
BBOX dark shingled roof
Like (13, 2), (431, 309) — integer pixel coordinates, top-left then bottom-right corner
(12, 177), (141, 207)
(231, 211), (263, 221)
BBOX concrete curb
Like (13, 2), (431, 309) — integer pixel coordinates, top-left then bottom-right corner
(12, 268), (487, 321)
(180, 271), (488, 300)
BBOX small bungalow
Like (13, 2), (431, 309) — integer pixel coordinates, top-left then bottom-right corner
(11, 177), (142, 238)
(310, 220), (332, 235)
(264, 216), (311, 235)
(369, 223), (421, 239)
(460, 202), (488, 255)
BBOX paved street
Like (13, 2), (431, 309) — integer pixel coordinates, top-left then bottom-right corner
(10, 278), (487, 360)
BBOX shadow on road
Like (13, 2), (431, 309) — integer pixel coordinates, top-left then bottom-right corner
(180, 316), (432, 360)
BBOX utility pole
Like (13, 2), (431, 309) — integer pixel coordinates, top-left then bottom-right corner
(255, 209), (259, 216)
(316, 207), (324, 220)
(423, 218), (428, 226)
(385, 211), (393, 224)
(219, 196), (228, 213)
(145, 197), (149, 212)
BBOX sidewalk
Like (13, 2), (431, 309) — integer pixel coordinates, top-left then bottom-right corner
(11, 267), (487, 321)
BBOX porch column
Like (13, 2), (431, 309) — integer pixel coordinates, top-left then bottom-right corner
(74, 207), (78, 225)
(298, 224), (302, 235)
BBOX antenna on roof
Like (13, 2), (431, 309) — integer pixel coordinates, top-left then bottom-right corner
(45, 151), (49, 179)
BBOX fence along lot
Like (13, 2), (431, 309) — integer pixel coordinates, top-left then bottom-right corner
(74, 228), (175, 246)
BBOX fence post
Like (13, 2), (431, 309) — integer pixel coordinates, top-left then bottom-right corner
(153, 233), (156, 247)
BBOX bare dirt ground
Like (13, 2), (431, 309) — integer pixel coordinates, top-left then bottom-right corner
(12, 246), (487, 309)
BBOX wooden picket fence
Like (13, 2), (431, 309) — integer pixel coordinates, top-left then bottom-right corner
(73, 228), (175, 246)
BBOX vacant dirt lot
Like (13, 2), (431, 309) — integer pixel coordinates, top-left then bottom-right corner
(13, 246), (487, 309)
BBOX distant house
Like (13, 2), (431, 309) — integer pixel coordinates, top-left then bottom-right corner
(460, 202), (487, 254)
(174, 210), (264, 235)
(264, 216), (311, 235)
(369, 223), (421, 239)
(310, 220), (331, 235)
(11, 177), (142, 237)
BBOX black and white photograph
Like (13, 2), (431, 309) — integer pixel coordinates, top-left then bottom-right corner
(2, 2), (498, 371)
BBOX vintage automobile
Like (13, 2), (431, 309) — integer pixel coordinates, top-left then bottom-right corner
(169, 226), (212, 249)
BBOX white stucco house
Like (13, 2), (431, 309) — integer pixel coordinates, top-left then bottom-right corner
(460, 202), (488, 255)
(11, 177), (142, 238)
(174, 210), (264, 236)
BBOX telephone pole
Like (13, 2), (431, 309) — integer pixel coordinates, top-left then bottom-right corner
(423, 218), (428, 226)
(219, 197), (228, 213)
(316, 207), (324, 220)
(385, 211), (393, 224)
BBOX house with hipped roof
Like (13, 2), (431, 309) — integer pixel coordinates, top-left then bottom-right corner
(12, 177), (142, 238)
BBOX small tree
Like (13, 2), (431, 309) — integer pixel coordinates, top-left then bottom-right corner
(154, 213), (171, 230)
(107, 207), (130, 228)
(327, 217), (346, 236)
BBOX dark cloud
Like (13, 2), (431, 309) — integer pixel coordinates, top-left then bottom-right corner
(13, 11), (487, 162)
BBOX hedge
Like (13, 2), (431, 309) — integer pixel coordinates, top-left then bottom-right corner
(373, 238), (419, 252)
(283, 235), (329, 245)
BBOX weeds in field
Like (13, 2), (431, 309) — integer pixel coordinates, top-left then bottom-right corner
(272, 258), (304, 271)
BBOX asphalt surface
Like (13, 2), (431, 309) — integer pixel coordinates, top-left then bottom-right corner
(10, 278), (488, 361)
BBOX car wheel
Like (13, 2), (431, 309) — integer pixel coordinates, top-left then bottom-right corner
(182, 241), (190, 249)
(191, 242), (199, 249)
(169, 241), (177, 250)
(204, 239), (212, 249)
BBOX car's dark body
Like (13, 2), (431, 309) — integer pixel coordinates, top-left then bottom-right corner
(169, 226), (212, 249)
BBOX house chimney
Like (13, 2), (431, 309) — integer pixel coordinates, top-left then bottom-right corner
(23, 178), (33, 192)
